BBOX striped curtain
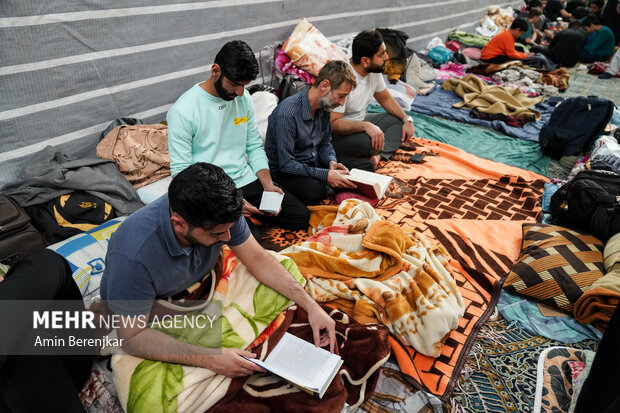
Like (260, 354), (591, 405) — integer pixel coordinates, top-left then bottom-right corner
(0, 0), (522, 187)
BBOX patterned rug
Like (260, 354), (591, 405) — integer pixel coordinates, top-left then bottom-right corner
(562, 66), (620, 103)
(452, 316), (598, 412)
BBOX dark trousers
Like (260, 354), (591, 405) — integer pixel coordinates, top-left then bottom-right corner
(0, 249), (93, 413)
(240, 179), (310, 232)
(271, 172), (330, 206)
(332, 112), (404, 172)
(574, 303), (620, 413)
(482, 55), (511, 64)
(580, 49), (610, 63)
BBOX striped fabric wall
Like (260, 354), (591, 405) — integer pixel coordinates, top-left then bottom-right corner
(0, 0), (522, 187)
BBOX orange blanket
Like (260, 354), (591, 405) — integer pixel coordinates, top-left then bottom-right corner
(261, 137), (548, 400)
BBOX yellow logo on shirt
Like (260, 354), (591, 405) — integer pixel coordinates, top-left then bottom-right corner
(234, 116), (247, 126)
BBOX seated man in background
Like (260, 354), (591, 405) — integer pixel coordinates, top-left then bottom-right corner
(580, 14), (616, 63)
(544, 0), (572, 21)
(167, 40), (310, 238)
(588, 0), (604, 20)
(265, 61), (357, 205)
(101, 163), (336, 377)
(598, 48), (620, 79)
(481, 18), (531, 63)
(518, 8), (543, 46)
(331, 29), (415, 172)
(531, 19), (586, 66)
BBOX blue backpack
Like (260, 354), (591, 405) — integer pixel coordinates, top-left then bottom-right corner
(539, 96), (615, 159)
(427, 46), (453, 66)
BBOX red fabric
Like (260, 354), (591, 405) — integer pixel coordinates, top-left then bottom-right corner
(481, 30), (527, 60)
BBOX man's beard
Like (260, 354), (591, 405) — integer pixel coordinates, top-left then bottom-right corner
(183, 228), (221, 248)
(367, 61), (385, 73)
(318, 92), (340, 112)
(214, 76), (237, 101)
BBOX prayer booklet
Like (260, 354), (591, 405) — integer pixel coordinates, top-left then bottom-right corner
(245, 332), (343, 399)
(344, 168), (393, 200)
(259, 191), (284, 214)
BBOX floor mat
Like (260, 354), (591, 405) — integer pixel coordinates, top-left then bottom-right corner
(563, 67), (620, 103)
(368, 105), (550, 176)
(452, 317), (598, 412)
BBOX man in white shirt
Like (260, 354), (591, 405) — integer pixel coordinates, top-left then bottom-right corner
(331, 30), (415, 171)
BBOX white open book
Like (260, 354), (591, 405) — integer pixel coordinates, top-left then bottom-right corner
(245, 332), (343, 399)
(343, 168), (393, 200)
(259, 191), (284, 214)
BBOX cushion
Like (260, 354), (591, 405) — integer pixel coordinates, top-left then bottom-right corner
(604, 232), (620, 272)
(503, 223), (605, 313)
(136, 175), (171, 204)
(47, 217), (126, 296)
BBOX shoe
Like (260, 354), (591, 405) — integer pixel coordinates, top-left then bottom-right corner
(598, 72), (613, 79)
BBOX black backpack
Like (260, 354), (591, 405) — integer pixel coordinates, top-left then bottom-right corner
(0, 194), (47, 265)
(539, 96), (614, 159)
(25, 191), (116, 244)
(550, 170), (620, 242)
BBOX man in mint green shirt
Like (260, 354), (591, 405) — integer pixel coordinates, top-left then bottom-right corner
(167, 41), (310, 236)
(580, 15), (615, 63)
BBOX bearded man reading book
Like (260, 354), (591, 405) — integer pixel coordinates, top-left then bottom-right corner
(265, 61), (359, 205)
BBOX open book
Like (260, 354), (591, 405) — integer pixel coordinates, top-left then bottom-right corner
(344, 168), (393, 200)
(245, 332), (343, 399)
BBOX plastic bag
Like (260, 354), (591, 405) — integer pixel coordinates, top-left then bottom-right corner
(425, 37), (445, 51)
(475, 16), (499, 37)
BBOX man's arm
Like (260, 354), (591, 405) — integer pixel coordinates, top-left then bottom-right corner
(104, 253), (264, 377)
(167, 108), (195, 177)
(330, 111), (385, 151)
(231, 236), (337, 352)
(373, 89), (415, 141)
(116, 321), (265, 378)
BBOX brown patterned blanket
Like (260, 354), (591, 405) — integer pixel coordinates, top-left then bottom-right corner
(261, 137), (548, 401)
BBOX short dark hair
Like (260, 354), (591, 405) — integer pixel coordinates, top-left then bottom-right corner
(528, 7), (543, 18)
(572, 6), (589, 19)
(510, 17), (529, 32)
(168, 163), (243, 229)
(314, 60), (357, 90)
(582, 14), (601, 26)
(527, 0), (543, 9)
(568, 19), (582, 29)
(213, 40), (259, 82)
(589, 0), (604, 8)
(351, 30), (384, 64)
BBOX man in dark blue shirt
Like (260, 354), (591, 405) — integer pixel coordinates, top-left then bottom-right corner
(265, 61), (358, 205)
(101, 163), (336, 377)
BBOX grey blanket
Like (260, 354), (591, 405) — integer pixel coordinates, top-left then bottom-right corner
(1, 146), (144, 215)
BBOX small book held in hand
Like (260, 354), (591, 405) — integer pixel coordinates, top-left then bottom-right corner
(244, 332), (343, 399)
(259, 191), (284, 214)
(344, 168), (393, 201)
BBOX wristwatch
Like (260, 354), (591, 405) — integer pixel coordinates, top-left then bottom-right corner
(403, 115), (413, 124)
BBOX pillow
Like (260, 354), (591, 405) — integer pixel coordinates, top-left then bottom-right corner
(136, 176), (171, 204)
(503, 223), (605, 313)
(47, 216), (126, 296)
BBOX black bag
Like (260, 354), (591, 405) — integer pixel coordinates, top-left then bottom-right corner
(276, 74), (310, 101)
(539, 96), (615, 159)
(25, 191), (116, 244)
(550, 170), (620, 242)
(0, 194), (47, 265)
